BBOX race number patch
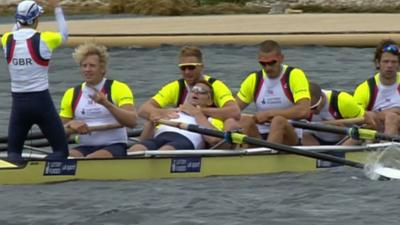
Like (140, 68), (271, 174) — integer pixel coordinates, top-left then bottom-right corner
(44, 160), (77, 176)
(170, 157), (201, 173)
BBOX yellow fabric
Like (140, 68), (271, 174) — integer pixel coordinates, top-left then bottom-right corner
(237, 65), (310, 104)
(288, 67), (310, 102)
(354, 73), (400, 109)
(353, 74), (377, 109)
(210, 118), (224, 131)
(1, 32), (61, 52)
(1, 32), (11, 48)
(325, 90), (365, 118)
(59, 87), (74, 119)
(59, 80), (134, 119)
(152, 75), (235, 108)
(40, 31), (63, 52)
(236, 72), (257, 104)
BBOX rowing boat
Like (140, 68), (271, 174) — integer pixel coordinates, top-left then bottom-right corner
(0, 143), (395, 185)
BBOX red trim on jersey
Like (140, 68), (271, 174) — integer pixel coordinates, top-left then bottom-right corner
(27, 38), (49, 66)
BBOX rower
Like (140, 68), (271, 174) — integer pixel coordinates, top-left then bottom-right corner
(1, 0), (69, 163)
(59, 43), (138, 158)
(129, 80), (221, 151)
(138, 46), (240, 138)
(235, 40), (311, 145)
(302, 82), (365, 145)
(353, 39), (400, 137)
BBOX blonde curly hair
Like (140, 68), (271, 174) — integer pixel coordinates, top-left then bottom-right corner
(72, 42), (109, 73)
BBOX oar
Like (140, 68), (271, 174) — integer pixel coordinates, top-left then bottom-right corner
(290, 120), (400, 142)
(65, 123), (123, 135)
(158, 119), (400, 180)
(0, 123), (126, 143)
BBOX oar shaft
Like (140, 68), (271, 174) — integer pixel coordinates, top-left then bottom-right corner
(290, 120), (350, 136)
(241, 135), (364, 168)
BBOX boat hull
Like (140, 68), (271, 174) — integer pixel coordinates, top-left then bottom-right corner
(0, 146), (379, 185)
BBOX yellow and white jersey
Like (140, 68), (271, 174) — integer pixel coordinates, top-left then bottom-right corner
(311, 90), (364, 142)
(354, 73), (400, 111)
(237, 65), (310, 134)
(1, 7), (67, 93)
(60, 78), (135, 146)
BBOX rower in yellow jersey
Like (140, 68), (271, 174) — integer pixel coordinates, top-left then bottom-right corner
(138, 46), (240, 136)
(236, 40), (311, 145)
(353, 39), (400, 136)
(302, 82), (365, 145)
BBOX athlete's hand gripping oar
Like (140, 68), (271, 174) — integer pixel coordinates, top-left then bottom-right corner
(290, 120), (400, 142)
(158, 119), (400, 180)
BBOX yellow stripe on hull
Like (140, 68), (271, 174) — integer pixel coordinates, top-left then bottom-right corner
(0, 150), (372, 185)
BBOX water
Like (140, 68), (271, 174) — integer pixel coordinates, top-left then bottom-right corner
(1, 43), (398, 224)
(0, 169), (398, 225)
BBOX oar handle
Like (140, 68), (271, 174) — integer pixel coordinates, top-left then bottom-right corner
(66, 123), (123, 135)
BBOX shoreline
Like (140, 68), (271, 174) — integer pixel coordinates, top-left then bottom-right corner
(1, 14), (400, 47)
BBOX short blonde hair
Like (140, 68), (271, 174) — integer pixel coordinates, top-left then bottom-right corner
(179, 45), (203, 62)
(72, 43), (109, 73)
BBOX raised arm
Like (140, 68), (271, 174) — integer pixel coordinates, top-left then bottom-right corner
(50, 0), (68, 43)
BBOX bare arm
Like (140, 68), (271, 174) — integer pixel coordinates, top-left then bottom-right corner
(61, 117), (90, 135)
(89, 88), (137, 128)
(138, 99), (178, 121)
(49, 0), (68, 43)
(139, 120), (156, 140)
(103, 102), (137, 128)
(235, 96), (250, 110)
(254, 99), (310, 123)
(201, 100), (241, 121)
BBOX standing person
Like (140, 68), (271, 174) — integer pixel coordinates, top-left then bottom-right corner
(60, 43), (137, 158)
(302, 82), (365, 145)
(129, 80), (221, 151)
(353, 39), (400, 136)
(236, 40), (311, 145)
(1, 0), (69, 163)
(138, 45), (240, 130)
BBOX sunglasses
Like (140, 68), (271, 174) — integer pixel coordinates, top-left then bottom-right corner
(310, 96), (322, 110)
(179, 63), (202, 71)
(382, 44), (400, 54)
(259, 60), (278, 67)
(191, 86), (210, 95)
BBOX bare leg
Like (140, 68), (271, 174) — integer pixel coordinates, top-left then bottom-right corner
(302, 132), (320, 146)
(384, 112), (399, 136)
(69, 149), (84, 157)
(128, 144), (148, 152)
(159, 145), (176, 151)
(239, 115), (262, 138)
(267, 116), (298, 145)
(86, 149), (113, 158)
